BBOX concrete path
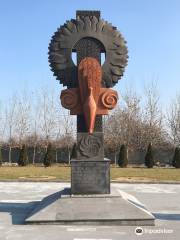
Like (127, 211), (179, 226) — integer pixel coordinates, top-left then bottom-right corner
(0, 182), (180, 240)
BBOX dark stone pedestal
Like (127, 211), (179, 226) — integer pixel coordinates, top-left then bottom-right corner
(71, 159), (110, 195)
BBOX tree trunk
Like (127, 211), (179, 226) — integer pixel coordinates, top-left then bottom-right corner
(114, 152), (117, 166)
(33, 145), (36, 165)
(9, 146), (12, 164)
(68, 146), (70, 165)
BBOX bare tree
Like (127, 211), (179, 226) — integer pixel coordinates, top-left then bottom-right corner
(122, 87), (142, 149)
(5, 95), (18, 163)
(61, 109), (75, 164)
(30, 92), (41, 164)
(104, 83), (169, 165)
(15, 91), (31, 146)
(167, 94), (180, 146)
(104, 109), (123, 165)
(38, 88), (57, 146)
(104, 87), (142, 164)
(143, 81), (164, 148)
(0, 101), (6, 144)
(144, 82), (161, 127)
(54, 107), (63, 163)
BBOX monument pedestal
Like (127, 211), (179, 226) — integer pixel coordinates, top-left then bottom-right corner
(71, 159), (110, 195)
(25, 187), (155, 225)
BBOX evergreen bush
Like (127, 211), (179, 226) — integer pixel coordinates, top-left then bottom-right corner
(145, 143), (154, 168)
(70, 143), (77, 159)
(118, 144), (128, 167)
(172, 147), (180, 168)
(0, 146), (2, 166)
(18, 144), (28, 166)
(43, 143), (53, 167)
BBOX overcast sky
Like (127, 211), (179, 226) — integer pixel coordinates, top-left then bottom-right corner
(0, 0), (180, 108)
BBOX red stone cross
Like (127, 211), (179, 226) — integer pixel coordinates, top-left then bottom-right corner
(60, 57), (118, 133)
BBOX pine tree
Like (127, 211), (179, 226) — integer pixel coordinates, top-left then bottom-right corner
(0, 146), (3, 166)
(70, 143), (77, 160)
(145, 143), (154, 168)
(118, 144), (128, 167)
(18, 144), (28, 166)
(43, 143), (53, 167)
(172, 147), (180, 168)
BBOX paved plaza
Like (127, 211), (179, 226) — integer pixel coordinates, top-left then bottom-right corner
(0, 182), (180, 240)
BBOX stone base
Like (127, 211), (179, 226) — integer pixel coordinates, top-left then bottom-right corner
(25, 188), (155, 225)
(71, 159), (110, 194)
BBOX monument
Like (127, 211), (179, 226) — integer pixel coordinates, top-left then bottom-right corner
(26, 11), (155, 225)
(49, 10), (128, 194)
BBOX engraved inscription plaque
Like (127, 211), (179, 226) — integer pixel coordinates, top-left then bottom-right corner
(71, 160), (110, 194)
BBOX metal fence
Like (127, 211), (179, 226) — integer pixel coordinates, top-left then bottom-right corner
(1, 146), (70, 164)
(0, 146), (173, 166)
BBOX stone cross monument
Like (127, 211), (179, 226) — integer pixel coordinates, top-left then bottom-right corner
(26, 11), (154, 226)
(48, 10), (128, 194)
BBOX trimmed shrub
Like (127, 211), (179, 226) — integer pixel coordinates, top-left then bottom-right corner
(118, 144), (128, 167)
(172, 147), (180, 168)
(70, 143), (77, 159)
(18, 144), (28, 166)
(0, 146), (2, 166)
(43, 143), (53, 167)
(145, 143), (154, 168)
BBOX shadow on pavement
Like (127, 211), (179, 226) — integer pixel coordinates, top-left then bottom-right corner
(0, 188), (70, 225)
(27, 188), (70, 220)
(153, 213), (180, 221)
(0, 202), (37, 224)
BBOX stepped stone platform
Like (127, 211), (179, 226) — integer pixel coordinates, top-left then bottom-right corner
(25, 187), (155, 226)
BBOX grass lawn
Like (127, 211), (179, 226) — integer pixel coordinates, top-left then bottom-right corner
(0, 165), (180, 182)
(111, 167), (180, 182)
